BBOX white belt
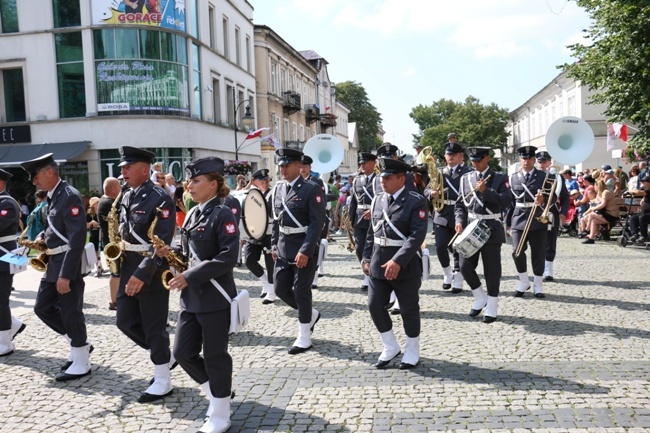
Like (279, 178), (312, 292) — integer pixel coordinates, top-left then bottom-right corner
(443, 200), (456, 205)
(266, 225), (272, 235)
(515, 202), (536, 208)
(0, 235), (17, 243)
(468, 212), (501, 221)
(122, 241), (152, 252)
(374, 236), (405, 247)
(46, 245), (70, 255)
(357, 204), (371, 210)
(279, 226), (308, 235)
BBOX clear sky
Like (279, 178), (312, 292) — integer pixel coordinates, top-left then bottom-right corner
(251, 0), (592, 154)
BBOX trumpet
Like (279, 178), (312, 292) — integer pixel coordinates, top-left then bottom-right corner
(18, 222), (48, 272)
(514, 169), (557, 258)
(148, 207), (187, 289)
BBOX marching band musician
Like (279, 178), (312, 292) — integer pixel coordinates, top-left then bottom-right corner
(361, 158), (428, 369)
(430, 142), (473, 293)
(505, 146), (547, 298)
(0, 169), (26, 357)
(115, 146), (177, 403)
(454, 147), (511, 323)
(20, 154), (91, 380)
(299, 155), (335, 289)
(155, 157), (239, 433)
(244, 169), (276, 304)
(348, 152), (381, 291)
(376, 143), (420, 193)
(270, 148), (326, 354)
(535, 150), (569, 282)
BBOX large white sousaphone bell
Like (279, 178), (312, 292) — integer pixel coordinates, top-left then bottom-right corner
(303, 134), (345, 174)
(545, 116), (595, 165)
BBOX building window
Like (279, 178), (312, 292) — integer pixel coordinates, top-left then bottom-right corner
(245, 35), (251, 73)
(211, 77), (220, 123)
(234, 26), (241, 66)
(93, 28), (190, 116)
(189, 0), (198, 39)
(192, 43), (201, 119)
(283, 119), (289, 141)
(0, 0), (18, 33)
(225, 83), (234, 126)
(299, 125), (304, 141)
(222, 16), (229, 59)
(208, 5), (215, 49)
(270, 62), (277, 95)
(280, 69), (286, 93)
(52, 0), (80, 28)
(1, 68), (26, 122)
(55, 32), (86, 118)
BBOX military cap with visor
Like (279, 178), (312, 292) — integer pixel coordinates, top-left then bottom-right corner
(0, 168), (13, 182)
(467, 147), (491, 162)
(376, 143), (399, 158)
(251, 168), (270, 180)
(517, 145), (538, 158)
(445, 142), (464, 154)
(20, 153), (57, 180)
(118, 146), (156, 167)
(185, 157), (225, 179)
(275, 148), (303, 166)
(535, 150), (552, 161)
(378, 158), (412, 177)
(358, 152), (377, 164)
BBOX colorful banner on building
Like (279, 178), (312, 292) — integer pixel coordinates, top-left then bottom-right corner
(96, 60), (190, 114)
(92, 0), (186, 32)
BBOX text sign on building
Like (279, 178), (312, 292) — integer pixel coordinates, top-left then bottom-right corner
(91, 0), (186, 32)
(0, 125), (31, 144)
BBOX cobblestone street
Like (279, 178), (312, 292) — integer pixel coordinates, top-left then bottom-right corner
(2, 234), (649, 432)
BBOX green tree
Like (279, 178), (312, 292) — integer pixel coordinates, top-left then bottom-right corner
(564, 1), (650, 161)
(334, 81), (383, 152)
(410, 96), (510, 169)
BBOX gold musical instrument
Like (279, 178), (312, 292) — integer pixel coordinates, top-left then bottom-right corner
(448, 174), (493, 247)
(417, 146), (445, 212)
(18, 223), (48, 272)
(536, 166), (560, 224)
(340, 204), (355, 253)
(148, 207), (187, 290)
(514, 169), (558, 257)
(102, 191), (124, 274)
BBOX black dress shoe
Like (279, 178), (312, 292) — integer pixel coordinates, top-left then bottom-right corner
(384, 301), (395, 310)
(12, 323), (26, 340)
(260, 292), (267, 298)
(60, 344), (94, 372)
(318, 273), (324, 278)
(469, 306), (485, 317)
(483, 316), (497, 324)
(360, 285), (368, 291)
(398, 362), (417, 370)
(311, 284), (318, 289)
(451, 287), (463, 294)
(310, 312), (321, 332)
(544, 276), (554, 282)
(288, 345), (312, 355)
(582, 238), (595, 244)
(534, 292), (545, 299)
(56, 369), (91, 382)
(262, 299), (275, 305)
(137, 389), (173, 403)
(375, 351), (401, 369)
(513, 290), (525, 298)
(390, 308), (401, 316)
(442, 283), (451, 290)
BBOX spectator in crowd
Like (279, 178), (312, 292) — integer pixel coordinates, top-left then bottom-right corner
(26, 190), (48, 241)
(150, 162), (164, 185)
(580, 179), (620, 244)
(174, 182), (186, 229)
(578, 188), (599, 235)
(335, 186), (350, 235)
(165, 174), (176, 197)
(563, 169), (579, 192)
(87, 197), (103, 277)
(603, 168), (618, 194)
(617, 167), (629, 190)
(566, 189), (580, 228)
(182, 180), (197, 212)
(18, 198), (29, 229)
(627, 166), (640, 193)
(628, 173), (650, 244)
(235, 174), (247, 190)
(583, 168), (591, 175)
(637, 161), (648, 190)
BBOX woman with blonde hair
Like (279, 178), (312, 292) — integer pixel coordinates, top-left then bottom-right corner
(581, 179), (620, 244)
(156, 157), (238, 433)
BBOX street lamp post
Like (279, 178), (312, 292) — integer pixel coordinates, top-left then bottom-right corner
(233, 87), (255, 161)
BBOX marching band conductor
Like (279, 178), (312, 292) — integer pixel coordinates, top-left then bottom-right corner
(362, 158), (428, 369)
(156, 157), (239, 433)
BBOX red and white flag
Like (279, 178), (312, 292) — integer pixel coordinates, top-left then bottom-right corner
(245, 127), (269, 140)
(606, 123), (628, 151)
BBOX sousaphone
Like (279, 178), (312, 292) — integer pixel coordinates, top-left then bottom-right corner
(303, 134), (344, 174)
(545, 116), (595, 165)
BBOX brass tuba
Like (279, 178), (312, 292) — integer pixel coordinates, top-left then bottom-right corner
(148, 207), (187, 289)
(417, 146), (445, 212)
(102, 191), (124, 274)
(18, 222), (48, 272)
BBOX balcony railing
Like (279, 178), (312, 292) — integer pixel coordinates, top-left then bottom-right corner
(304, 104), (320, 124)
(284, 140), (305, 151)
(320, 112), (337, 128)
(282, 91), (301, 115)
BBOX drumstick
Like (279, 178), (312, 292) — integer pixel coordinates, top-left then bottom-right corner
(448, 231), (460, 247)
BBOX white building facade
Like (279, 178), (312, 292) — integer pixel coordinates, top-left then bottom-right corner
(0, 0), (256, 198)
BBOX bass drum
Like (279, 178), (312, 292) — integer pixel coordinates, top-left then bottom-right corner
(452, 219), (492, 258)
(233, 188), (268, 241)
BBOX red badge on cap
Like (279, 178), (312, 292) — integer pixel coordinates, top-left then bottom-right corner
(231, 208), (238, 214)
(161, 209), (170, 219)
(419, 210), (426, 219)
(71, 206), (80, 216)
(225, 223), (236, 234)
(316, 195), (322, 204)
(0, 209), (8, 216)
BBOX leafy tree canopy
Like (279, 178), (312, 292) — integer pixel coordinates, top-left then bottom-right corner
(410, 96), (510, 169)
(564, 1), (650, 161)
(334, 81), (383, 152)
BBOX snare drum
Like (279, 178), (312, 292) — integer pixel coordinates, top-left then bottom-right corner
(233, 188), (269, 241)
(452, 219), (491, 258)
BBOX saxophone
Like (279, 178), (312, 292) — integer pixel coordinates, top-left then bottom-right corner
(18, 222), (49, 272)
(417, 146), (445, 212)
(102, 191), (124, 274)
(148, 206), (187, 290)
(340, 204), (355, 253)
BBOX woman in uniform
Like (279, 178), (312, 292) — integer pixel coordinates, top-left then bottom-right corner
(156, 157), (239, 433)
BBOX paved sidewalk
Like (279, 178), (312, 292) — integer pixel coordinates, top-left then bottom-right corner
(1, 234), (649, 432)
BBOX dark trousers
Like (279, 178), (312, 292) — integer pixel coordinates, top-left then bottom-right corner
(368, 277), (420, 337)
(173, 308), (232, 398)
(433, 223), (460, 271)
(353, 223), (370, 262)
(510, 228), (547, 276)
(459, 242), (501, 297)
(0, 272), (13, 330)
(545, 218), (559, 262)
(273, 254), (317, 323)
(34, 277), (87, 347)
(244, 241), (274, 283)
(116, 288), (171, 365)
(629, 213), (650, 237)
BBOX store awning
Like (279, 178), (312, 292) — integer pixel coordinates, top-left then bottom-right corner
(0, 141), (91, 167)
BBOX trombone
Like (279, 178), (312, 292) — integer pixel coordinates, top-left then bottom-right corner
(514, 169), (558, 258)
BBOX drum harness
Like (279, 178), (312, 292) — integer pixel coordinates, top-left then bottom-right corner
(510, 171), (556, 229)
(271, 182), (308, 236)
(354, 174), (376, 211)
(462, 173), (500, 222)
(441, 167), (461, 206)
(370, 194), (422, 259)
